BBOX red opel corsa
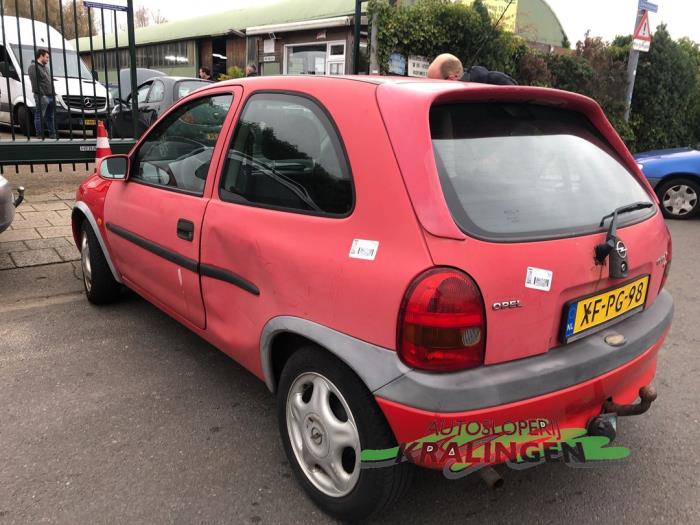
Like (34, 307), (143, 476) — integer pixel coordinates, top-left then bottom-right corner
(72, 76), (673, 521)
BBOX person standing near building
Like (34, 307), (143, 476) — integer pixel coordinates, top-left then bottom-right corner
(245, 64), (258, 77)
(199, 67), (212, 80)
(28, 49), (56, 138)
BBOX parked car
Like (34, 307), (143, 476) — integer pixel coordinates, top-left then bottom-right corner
(0, 16), (111, 136)
(109, 76), (212, 138)
(106, 67), (166, 103)
(72, 77), (674, 521)
(0, 175), (24, 233)
(635, 147), (700, 219)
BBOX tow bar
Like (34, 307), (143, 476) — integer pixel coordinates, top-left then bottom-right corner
(587, 385), (657, 442)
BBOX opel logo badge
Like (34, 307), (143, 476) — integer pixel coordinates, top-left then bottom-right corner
(83, 97), (93, 108)
(616, 240), (627, 259)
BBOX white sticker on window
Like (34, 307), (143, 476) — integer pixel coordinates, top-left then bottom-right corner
(525, 266), (553, 291)
(349, 239), (379, 261)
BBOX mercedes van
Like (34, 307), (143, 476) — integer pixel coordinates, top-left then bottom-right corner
(0, 16), (111, 136)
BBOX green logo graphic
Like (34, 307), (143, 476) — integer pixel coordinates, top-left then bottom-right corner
(361, 418), (629, 477)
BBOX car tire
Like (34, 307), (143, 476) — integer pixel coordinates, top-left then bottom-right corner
(17, 105), (35, 137)
(277, 346), (413, 522)
(656, 178), (700, 220)
(80, 222), (121, 304)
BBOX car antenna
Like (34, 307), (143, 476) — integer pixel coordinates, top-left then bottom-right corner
(466, 0), (516, 70)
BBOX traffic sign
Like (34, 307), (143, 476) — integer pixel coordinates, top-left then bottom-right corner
(633, 11), (653, 42)
(638, 1), (658, 14)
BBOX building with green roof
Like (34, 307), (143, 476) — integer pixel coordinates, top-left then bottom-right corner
(77, 0), (567, 85)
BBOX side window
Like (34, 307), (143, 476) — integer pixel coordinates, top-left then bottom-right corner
(220, 93), (353, 215)
(148, 80), (165, 103)
(0, 45), (17, 80)
(132, 94), (233, 194)
(136, 82), (152, 104)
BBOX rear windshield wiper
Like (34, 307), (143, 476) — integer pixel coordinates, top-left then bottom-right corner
(595, 201), (654, 278)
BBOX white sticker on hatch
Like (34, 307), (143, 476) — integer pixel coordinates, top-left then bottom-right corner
(349, 239), (379, 261)
(525, 266), (553, 291)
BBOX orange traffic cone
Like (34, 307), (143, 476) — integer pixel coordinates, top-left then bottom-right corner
(95, 121), (112, 160)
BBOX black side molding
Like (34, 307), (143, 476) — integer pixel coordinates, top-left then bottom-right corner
(106, 222), (259, 296)
(200, 264), (260, 296)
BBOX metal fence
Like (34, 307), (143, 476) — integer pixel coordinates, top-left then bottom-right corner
(0, 0), (139, 172)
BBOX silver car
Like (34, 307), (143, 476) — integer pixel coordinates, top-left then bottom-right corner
(0, 175), (24, 233)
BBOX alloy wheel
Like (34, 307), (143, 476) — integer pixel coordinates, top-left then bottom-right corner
(286, 372), (362, 498)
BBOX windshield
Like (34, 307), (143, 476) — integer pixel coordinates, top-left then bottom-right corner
(430, 103), (654, 241)
(11, 45), (93, 79)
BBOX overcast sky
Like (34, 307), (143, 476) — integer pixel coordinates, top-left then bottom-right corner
(133, 0), (700, 44)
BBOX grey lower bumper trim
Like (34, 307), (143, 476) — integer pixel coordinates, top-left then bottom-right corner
(375, 290), (673, 413)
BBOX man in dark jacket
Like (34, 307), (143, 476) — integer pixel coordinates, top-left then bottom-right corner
(28, 49), (56, 138)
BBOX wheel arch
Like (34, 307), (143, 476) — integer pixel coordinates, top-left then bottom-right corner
(260, 316), (408, 394)
(71, 202), (122, 283)
(657, 172), (700, 190)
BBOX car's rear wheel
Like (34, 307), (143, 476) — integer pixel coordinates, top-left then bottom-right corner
(277, 346), (412, 522)
(80, 222), (121, 304)
(656, 178), (700, 219)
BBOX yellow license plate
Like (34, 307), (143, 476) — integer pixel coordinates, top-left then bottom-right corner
(84, 119), (96, 126)
(206, 132), (219, 141)
(561, 275), (650, 343)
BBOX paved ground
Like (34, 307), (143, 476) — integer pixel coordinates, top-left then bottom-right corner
(0, 163), (89, 270)
(0, 192), (79, 270)
(0, 218), (698, 524)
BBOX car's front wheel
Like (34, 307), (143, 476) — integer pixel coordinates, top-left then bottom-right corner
(656, 177), (700, 219)
(80, 222), (121, 304)
(277, 346), (412, 522)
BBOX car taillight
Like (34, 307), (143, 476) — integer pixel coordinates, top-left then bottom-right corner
(397, 268), (485, 372)
(660, 229), (672, 290)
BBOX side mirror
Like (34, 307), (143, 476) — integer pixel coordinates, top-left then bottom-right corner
(98, 154), (129, 180)
(92, 69), (99, 81)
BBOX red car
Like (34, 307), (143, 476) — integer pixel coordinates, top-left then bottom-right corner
(72, 76), (673, 521)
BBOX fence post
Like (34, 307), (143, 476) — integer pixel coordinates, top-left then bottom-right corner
(126, 0), (138, 138)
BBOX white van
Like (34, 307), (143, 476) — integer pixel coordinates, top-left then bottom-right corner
(0, 16), (111, 136)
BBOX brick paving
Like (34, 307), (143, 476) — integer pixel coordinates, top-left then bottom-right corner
(0, 193), (78, 269)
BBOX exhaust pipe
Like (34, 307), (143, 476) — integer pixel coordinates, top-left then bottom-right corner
(479, 466), (503, 490)
(14, 186), (24, 208)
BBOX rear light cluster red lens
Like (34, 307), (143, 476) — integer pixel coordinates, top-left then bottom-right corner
(398, 268), (486, 372)
(660, 228), (672, 290)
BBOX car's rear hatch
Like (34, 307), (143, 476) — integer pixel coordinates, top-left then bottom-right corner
(377, 82), (670, 365)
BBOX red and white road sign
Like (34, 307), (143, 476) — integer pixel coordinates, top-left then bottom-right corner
(632, 10), (653, 52)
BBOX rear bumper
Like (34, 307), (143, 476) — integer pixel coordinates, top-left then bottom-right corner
(374, 290), (673, 466)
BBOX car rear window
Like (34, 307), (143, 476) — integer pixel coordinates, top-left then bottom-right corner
(430, 103), (654, 241)
(176, 80), (209, 99)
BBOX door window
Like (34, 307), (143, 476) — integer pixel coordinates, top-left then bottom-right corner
(132, 94), (233, 195)
(220, 93), (353, 215)
(148, 80), (165, 103)
(136, 82), (152, 104)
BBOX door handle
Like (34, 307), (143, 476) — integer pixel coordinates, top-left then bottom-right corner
(177, 218), (195, 241)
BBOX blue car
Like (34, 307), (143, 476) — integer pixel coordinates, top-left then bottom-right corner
(635, 147), (700, 219)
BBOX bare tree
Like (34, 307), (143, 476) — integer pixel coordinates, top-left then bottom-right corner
(1, 0), (95, 38)
(151, 9), (167, 25)
(133, 5), (168, 28)
(133, 5), (149, 28)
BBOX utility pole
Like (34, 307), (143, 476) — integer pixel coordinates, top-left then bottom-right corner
(353, 0), (365, 74)
(624, 1), (657, 121)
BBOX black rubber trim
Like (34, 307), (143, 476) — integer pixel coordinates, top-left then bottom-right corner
(200, 263), (260, 296)
(106, 223), (198, 272)
(106, 223), (259, 296)
(375, 290), (673, 412)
